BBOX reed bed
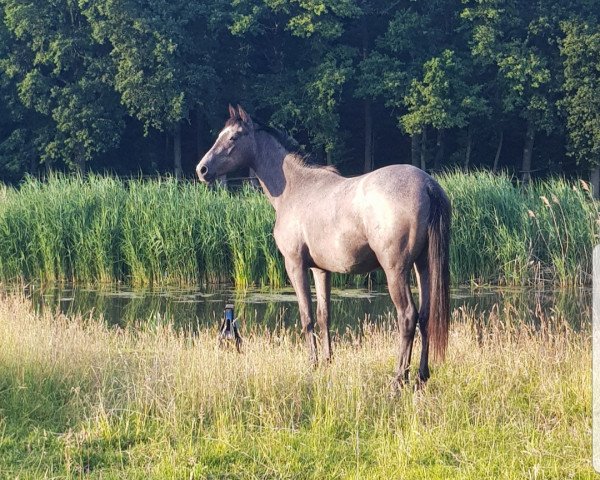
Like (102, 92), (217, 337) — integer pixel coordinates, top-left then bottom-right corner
(0, 171), (596, 287)
(438, 171), (599, 286)
(0, 294), (592, 478)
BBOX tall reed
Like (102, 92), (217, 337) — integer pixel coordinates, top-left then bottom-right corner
(0, 171), (596, 287)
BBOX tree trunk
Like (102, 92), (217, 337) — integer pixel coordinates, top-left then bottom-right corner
(411, 133), (420, 167)
(464, 124), (473, 171)
(164, 133), (171, 172)
(29, 155), (37, 176)
(75, 146), (86, 175)
(521, 119), (535, 184)
(76, 156), (86, 175)
(326, 149), (333, 166)
(44, 158), (53, 177)
(591, 164), (600, 199)
(173, 123), (182, 180)
(361, 16), (373, 173)
(364, 100), (374, 172)
(434, 129), (445, 171)
(420, 128), (428, 171)
(196, 109), (203, 162)
(492, 129), (504, 172)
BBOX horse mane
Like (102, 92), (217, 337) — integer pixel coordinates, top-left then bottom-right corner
(257, 122), (340, 174)
(226, 115), (340, 175)
(287, 153), (340, 175)
(255, 121), (302, 153)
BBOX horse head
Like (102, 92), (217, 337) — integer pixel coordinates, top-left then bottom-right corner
(196, 105), (257, 184)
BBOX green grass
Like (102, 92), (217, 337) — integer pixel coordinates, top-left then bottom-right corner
(0, 171), (596, 287)
(0, 294), (593, 478)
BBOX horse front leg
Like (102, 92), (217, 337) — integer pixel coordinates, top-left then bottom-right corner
(284, 257), (318, 365)
(312, 268), (332, 362)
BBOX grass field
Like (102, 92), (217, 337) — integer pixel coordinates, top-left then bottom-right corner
(0, 171), (596, 288)
(0, 294), (593, 479)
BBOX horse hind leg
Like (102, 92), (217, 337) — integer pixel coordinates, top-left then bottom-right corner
(386, 267), (418, 389)
(415, 251), (431, 387)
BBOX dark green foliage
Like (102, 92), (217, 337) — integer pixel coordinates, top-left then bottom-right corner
(0, 0), (125, 171)
(560, 19), (600, 168)
(0, 0), (598, 178)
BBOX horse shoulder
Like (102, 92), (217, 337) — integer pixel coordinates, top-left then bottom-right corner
(273, 212), (305, 259)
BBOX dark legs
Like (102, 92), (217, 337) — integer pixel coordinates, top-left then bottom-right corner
(284, 258), (318, 364)
(284, 259), (333, 365)
(285, 251), (430, 381)
(385, 251), (430, 390)
(416, 255), (431, 384)
(386, 268), (418, 387)
(312, 268), (332, 362)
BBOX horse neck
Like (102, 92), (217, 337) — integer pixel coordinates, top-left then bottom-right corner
(251, 131), (296, 211)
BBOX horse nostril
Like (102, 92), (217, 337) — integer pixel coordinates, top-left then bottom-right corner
(196, 163), (209, 181)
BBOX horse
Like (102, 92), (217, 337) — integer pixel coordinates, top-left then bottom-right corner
(196, 105), (451, 388)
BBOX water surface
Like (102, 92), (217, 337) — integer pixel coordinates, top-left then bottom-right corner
(21, 284), (591, 332)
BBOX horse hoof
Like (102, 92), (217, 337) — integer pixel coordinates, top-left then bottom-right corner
(414, 377), (427, 392)
(389, 378), (406, 398)
(320, 355), (332, 366)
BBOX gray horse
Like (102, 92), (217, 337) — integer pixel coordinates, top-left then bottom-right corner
(197, 105), (451, 388)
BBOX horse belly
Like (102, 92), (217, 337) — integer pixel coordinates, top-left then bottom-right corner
(308, 234), (379, 274)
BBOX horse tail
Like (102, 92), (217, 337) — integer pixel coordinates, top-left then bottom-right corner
(426, 182), (451, 362)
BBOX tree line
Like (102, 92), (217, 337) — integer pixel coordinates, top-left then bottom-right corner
(0, 0), (599, 186)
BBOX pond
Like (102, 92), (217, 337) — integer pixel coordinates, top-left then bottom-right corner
(19, 283), (592, 333)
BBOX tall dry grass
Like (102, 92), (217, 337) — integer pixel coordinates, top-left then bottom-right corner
(0, 294), (592, 478)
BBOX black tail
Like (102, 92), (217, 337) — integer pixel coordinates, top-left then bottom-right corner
(427, 182), (451, 362)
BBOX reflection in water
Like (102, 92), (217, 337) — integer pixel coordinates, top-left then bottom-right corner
(19, 284), (591, 332)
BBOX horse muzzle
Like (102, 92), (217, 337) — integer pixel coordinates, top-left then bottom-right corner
(196, 163), (216, 184)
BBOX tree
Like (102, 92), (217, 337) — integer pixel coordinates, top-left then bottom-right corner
(0, 0), (125, 172)
(81, 0), (221, 178)
(0, 16), (33, 178)
(560, 19), (600, 196)
(0, 0), (597, 182)
(347, 0), (391, 172)
(401, 50), (489, 170)
(462, 0), (563, 181)
(357, 0), (466, 169)
(231, 0), (360, 166)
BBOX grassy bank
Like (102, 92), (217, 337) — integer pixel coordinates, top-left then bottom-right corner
(0, 294), (592, 478)
(0, 172), (597, 287)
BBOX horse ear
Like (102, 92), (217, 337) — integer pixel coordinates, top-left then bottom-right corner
(237, 105), (251, 124)
(228, 104), (237, 118)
